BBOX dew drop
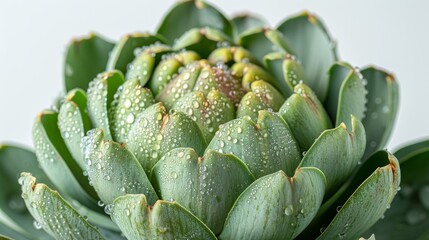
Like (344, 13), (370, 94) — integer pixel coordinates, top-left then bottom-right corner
(284, 205), (294, 216)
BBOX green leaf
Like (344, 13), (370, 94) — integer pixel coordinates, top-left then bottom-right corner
(151, 148), (255, 234)
(361, 67), (399, 159)
(172, 90), (235, 142)
(82, 128), (158, 206)
(315, 151), (400, 240)
(173, 27), (231, 58)
(230, 62), (277, 92)
(149, 51), (200, 96)
(365, 142), (429, 240)
(19, 173), (104, 239)
(277, 12), (337, 101)
(232, 14), (268, 36)
(324, 62), (366, 129)
(110, 79), (155, 143)
(263, 52), (306, 97)
(33, 111), (98, 207)
(0, 234), (14, 240)
(64, 33), (115, 92)
(58, 89), (92, 169)
(207, 110), (301, 178)
(220, 168), (326, 239)
(237, 80), (285, 122)
(0, 145), (53, 239)
(87, 71), (125, 140)
(299, 116), (366, 195)
(111, 194), (216, 240)
(157, 0), (234, 45)
(239, 28), (293, 63)
(279, 83), (333, 151)
(106, 33), (166, 74)
(126, 103), (207, 175)
(125, 44), (172, 86)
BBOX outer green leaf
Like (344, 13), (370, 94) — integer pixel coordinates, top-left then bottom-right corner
(277, 12), (337, 101)
(19, 173), (104, 239)
(87, 71), (125, 140)
(315, 151), (400, 240)
(111, 194), (216, 240)
(299, 116), (366, 195)
(324, 62), (366, 129)
(82, 128), (158, 206)
(157, 0), (234, 44)
(173, 27), (231, 58)
(232, 14), (268, 36)
(220, 168), (326, 240)
(237, 80), (285, 122)
(151, 148), (255, 234)
(58, 89), (92, 169)
(207, 110), (301, 178)
(0, 145), (53, 240)
(64, 33), (114, 91)
(0, 234), (13, 240)
(366, 142), (429, 240)
(361, 67), (399, 159)
(33, 111), (98, 207)
(106, 33), (166, 74)
(110, 79), (155, 143)
(172, 90), (235, 142)
(263, 52), (306, 97)
(239, 28), (293, 63)
(126, 103), (207, 175)
(279, 83), (332, 151)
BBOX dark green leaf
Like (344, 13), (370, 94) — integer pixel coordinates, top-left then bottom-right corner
(64, 33), (115, 91)
(157, 0), (234, 44)
(277, 12), (337, 101)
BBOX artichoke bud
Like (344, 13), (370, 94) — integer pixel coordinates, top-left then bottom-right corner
(126, 43), (172, 85)
(150, 50), (200, 95)
(208, 46), (256, 66)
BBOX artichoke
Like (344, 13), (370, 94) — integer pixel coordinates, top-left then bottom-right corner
(4, 0), (423, 239)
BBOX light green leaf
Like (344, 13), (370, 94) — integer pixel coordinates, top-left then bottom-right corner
(279, 83), (332, 151)
(106, 33), (166, 74)
(208, 46), (257, 66)
(19, 173), (104, 239)
(151, 148), (255, 234)
(157, 0), (234, 44)
(87, 70), (125, 140)
(64, 33), (115, 92)
(126, 103), (207, 175)
(277, 12), (337, 101)
(0, 145), (53, 240)
(110, 79), (155, 143)
(361, 67), (399, 160)
(299, 116), (366, 195)
(58, 89), (92, 169)
(207, 110), (301, 178)
(82, 128), (158, 206)
(220, 168), (326, 239)
(33, 111), (98, 207)
(111, 194), (216, 240)
(230, 62), (277, 92)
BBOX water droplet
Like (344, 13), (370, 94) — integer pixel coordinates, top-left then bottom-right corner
(284, 205), (294, 216)
(237, 126), (242, 133)
(33, 220), (43, 230)
(98, 200), (105, 207)
(124, 99), (132, 108)
(336, 205), (342, 212)
(171, 171), (178, 179)
(177, 151), (185, 158)
(126, 113), (135, 124)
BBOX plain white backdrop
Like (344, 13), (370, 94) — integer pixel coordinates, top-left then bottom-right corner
(0, 0), (428, 151)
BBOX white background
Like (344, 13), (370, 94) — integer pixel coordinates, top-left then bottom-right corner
(0, 0), (427, 151)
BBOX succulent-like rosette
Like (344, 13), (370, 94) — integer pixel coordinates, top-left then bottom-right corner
(0, 1), (415, 240)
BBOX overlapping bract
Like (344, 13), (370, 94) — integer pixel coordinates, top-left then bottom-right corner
(0, 1), (404, 240)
